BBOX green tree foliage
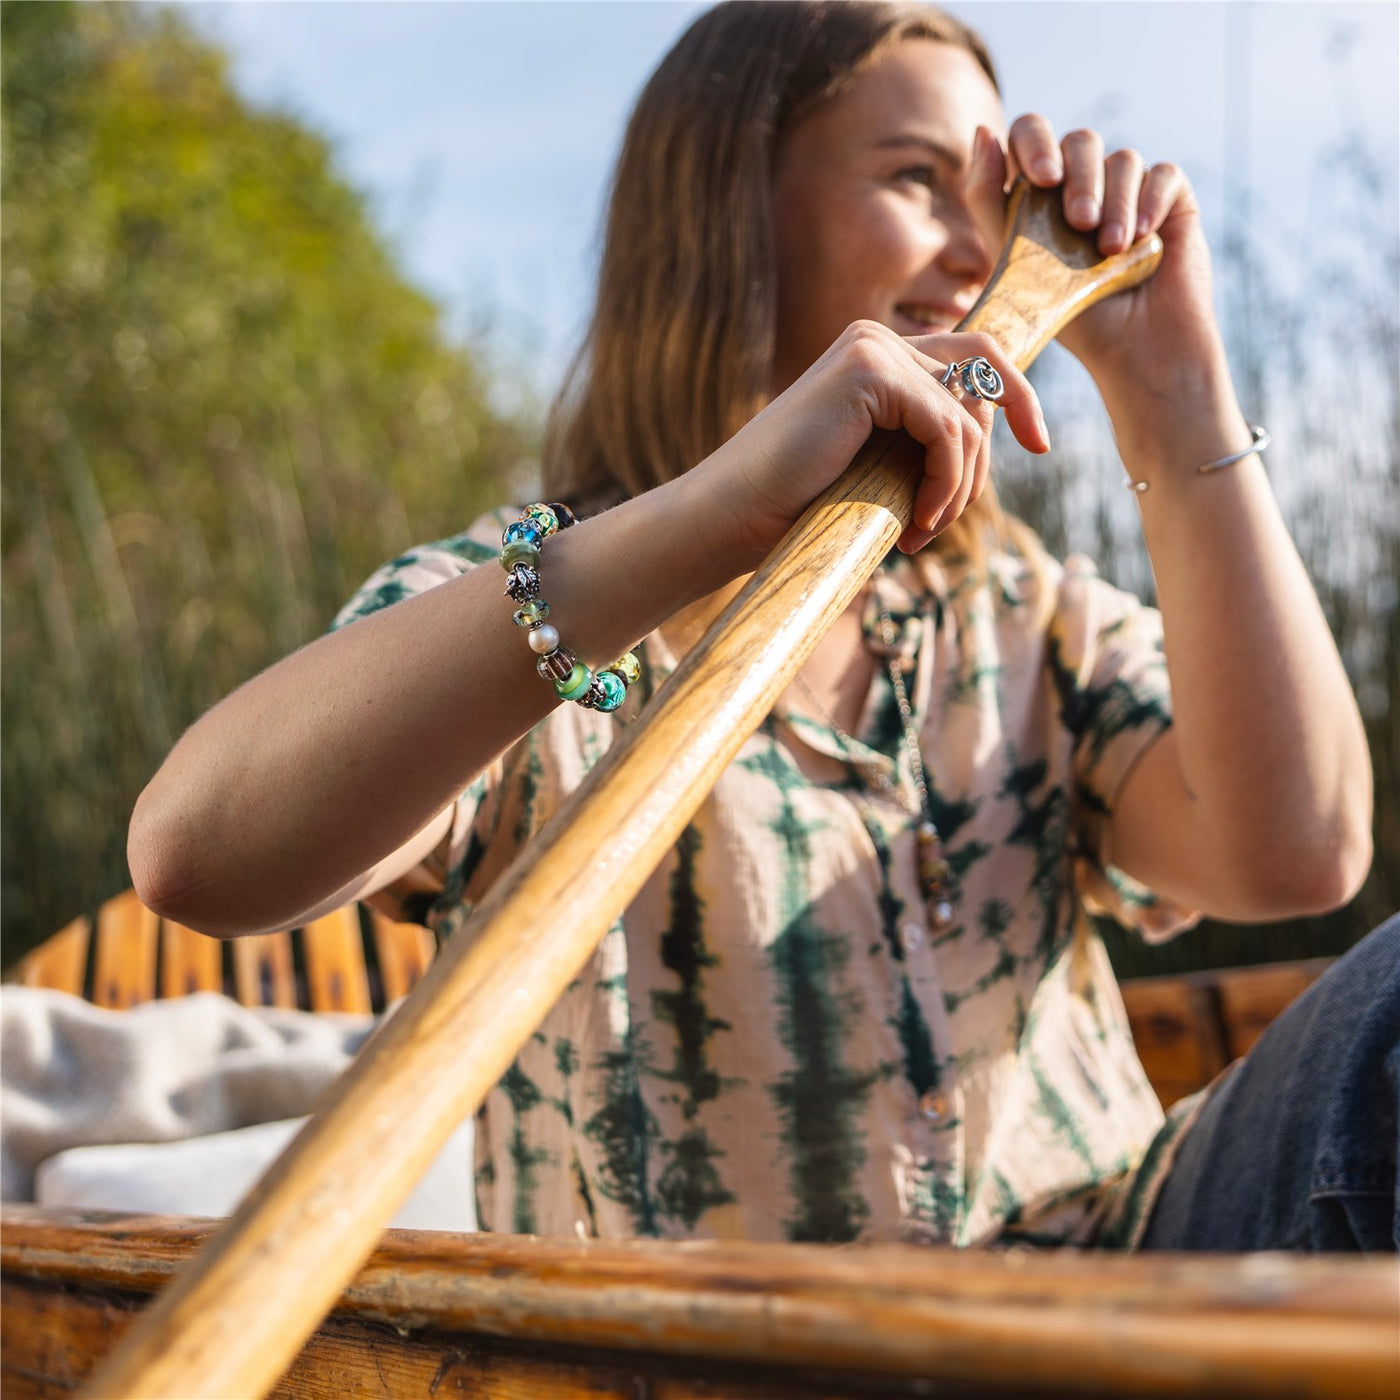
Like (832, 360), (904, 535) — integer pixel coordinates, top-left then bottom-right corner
(2, 2), (534, 961)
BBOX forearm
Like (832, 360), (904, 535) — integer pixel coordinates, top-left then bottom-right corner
(1104, 355), (1373, 910)
(129, 469), (742, 935)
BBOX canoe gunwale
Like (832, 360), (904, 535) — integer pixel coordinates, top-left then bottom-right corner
(4, 1205), (1397, 1399)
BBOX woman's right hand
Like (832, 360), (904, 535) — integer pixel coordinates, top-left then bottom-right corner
(699, 321), (1049, 563)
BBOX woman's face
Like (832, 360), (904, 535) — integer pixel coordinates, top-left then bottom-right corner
(770, 40), (1006, 393)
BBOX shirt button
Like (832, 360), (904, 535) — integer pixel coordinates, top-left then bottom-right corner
(919, 1090), (948, 1123)
(900, 921), (925, 953)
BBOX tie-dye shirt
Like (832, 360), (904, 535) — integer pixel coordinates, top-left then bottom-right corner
(333, 506), (1200, 1248)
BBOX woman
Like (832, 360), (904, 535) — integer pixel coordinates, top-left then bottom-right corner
(129, 2), (1383, 1249)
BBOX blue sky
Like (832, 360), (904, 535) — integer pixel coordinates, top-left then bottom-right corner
(169, 2), (1399, 396)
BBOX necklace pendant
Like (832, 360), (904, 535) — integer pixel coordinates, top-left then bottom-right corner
(914, 820), (954, 929)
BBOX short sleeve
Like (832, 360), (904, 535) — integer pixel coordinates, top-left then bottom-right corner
(1048, 555), (1198, 943)
(328, 508), (515, 927)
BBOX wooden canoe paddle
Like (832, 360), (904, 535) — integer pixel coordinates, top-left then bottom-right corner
(84, 181), (1162, 1400)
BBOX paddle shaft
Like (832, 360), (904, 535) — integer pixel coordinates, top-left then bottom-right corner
(85, 186), (1161, 1400)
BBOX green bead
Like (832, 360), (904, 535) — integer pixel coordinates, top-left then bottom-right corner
(606, 651), (641, 686)
(554, 662), (593, 702)
(594, 670), (627, 712)
(500, 539), (541, 571)
(522, 503), (559, 538)
(513, 599), (550, 628)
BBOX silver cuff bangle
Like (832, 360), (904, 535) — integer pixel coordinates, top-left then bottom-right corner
(1127, 424), (1271, 493)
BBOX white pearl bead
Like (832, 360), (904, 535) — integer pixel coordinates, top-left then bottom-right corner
(528, 624), (560, 654)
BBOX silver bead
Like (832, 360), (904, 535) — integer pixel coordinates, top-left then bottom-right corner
(528, 624), (560, 655)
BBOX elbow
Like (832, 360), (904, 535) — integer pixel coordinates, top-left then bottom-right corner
(1217, 816), (1373, 921)
(127, 784), (222, 935)
(1311, 819), (1374, 912)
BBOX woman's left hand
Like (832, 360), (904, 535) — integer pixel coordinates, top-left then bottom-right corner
(974, 117), (1228, 412)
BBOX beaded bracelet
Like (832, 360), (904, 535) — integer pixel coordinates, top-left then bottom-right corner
(500, 503), (641, 713)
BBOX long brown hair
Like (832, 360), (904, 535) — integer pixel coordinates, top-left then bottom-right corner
(544, 0), (1033, 566)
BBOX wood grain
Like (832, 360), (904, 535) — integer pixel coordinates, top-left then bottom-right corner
(81, 185), (1170, 1400)
(231, 930), (297, 1009)
(91, 891), (158, 1010)
(158, 919), (224, 1000)
(14, 914), (90, 996)
(369, 910), (437, 1005)
(301, 906), (372, 1014)
(8, 1208), (1398, 1399)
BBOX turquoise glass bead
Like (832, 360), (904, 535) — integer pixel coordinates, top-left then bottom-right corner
(500, 539), (541, 571)
(554, 662), (593, 702)
(522, 503), (559, 538)
(512, 599), (551, 628)
(502, 519), (543, 549)
(594, 670), (627, 712)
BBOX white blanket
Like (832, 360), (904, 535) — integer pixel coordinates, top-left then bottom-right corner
(1, 987), (477, 1230)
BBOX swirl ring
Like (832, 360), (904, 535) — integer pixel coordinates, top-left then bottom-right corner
(940, 356), (1004, 404)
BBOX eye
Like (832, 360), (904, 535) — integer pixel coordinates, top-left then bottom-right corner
(894, 164), (937, 190)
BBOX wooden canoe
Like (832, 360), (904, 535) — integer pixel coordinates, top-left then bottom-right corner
(3, 1205), (1398, 1399)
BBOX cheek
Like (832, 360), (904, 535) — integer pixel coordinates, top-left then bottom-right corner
(803, 199), (909, 317)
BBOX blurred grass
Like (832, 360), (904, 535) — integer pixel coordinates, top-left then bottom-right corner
(1, 2), (534, 964)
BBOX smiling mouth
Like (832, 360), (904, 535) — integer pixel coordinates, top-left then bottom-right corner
(894, 303), (964, 334)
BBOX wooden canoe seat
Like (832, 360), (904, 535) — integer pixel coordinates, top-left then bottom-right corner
(12, 890), (1330, 1108)
(10, 889), (437, 1017)
(1118, 957), (1333, 1106)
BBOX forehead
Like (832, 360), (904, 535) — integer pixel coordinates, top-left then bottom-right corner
(783, 39), (1005, 164)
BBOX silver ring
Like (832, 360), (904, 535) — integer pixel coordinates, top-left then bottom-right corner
(940, 357), (1004, 404)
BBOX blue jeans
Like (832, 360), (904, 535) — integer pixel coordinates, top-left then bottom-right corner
(1140, 915), (1400, 1252)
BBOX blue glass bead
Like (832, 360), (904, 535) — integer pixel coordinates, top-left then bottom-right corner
(500, 539), (541, 571)
(594, 670), (627, 712)
(502, 519), (543, 549)
(522, 503), (559, 538)
(554, 662), (593, 702)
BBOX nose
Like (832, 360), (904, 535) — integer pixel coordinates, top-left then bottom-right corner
(936, 194), (995, 286)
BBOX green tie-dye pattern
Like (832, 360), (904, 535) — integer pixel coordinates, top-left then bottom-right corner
(551, 1037), (578, 1125)
(473, 1156), (496, 1232)
(989, 1168), (1023, 1225)
(746, 736), (881, 1243)
(1046, 632), (1167, 770)
(583, 1006), (661, 1237)
(1000, 753), (1072, 962)
(499, 1064), (552, 1234)
(1027, 1038), (1099, 1175)
(862, 815), (942, 1098)
(512, 733), (546, 846)
(650, 823), (737, 1228)
(944, 899), (1025, 1013)
(336, 578), (411, 624)
(906, 1166), (962, 1238)
(551, 1037), (603, 1236)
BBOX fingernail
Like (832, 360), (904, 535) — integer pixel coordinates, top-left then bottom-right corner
(1102, 221), (1124, 249)
(1070, 195), (1099, 225)
(1034, 156), (1060, 182)
(1136, 214), (1152, 239)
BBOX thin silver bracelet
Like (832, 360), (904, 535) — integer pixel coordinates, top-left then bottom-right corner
(1127, 424), (1271, 493)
